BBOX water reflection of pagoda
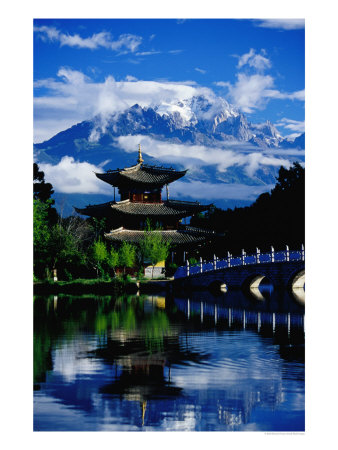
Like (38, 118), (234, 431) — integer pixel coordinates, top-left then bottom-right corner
(75, 145), (215, 258)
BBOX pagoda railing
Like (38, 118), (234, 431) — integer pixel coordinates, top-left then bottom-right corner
(174, 245), (305, 279)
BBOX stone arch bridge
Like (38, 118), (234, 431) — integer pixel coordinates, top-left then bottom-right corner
(174, 246), (305, 292)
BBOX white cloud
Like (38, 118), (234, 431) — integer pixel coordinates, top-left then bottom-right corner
(220, 73), (304, 113)
(170, 180), (274, 201)
(195, 67), (206, 74)
(34, 60), (304, 142)
(114, 135), (292, 178)
(39, 156), (112, 195)
(124, 75), (138, 82)
(34, 25), (142, 53)
(255, 19), (305, 30)
(223, 73), (274, 113)
(135, 50), (161, 56)
(34, 69), (214, 142)
(214, 48), (304, 114)
(236, 49), (271, 72)
(37, 137), (299, 198)
(275, 118), (305, 133)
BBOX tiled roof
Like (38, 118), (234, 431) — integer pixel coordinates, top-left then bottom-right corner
(75, 199), (211, 219)
(110, 199), (210, 217)
(95, 163), (187, 187)
(105, 227), (217, 245)
(74, 201), (115, 217)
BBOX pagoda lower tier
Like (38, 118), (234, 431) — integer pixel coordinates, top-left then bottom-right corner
(75, 199), (211, 230)
(105, 225), (218, 246)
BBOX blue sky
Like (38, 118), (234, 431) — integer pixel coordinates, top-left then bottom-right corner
(33, 18), (304, 143)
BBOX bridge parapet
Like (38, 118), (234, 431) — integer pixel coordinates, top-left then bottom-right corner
(174, 245), (305, 280)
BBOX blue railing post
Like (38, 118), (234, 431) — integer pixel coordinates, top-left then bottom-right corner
(186, 260), (190, 277)
(271, 246), (275, 263)
(227, 251), (231, 268)
(241, 249), (246, 265)
(256, 247), (260, 264)
(301, 244), (305, 261)
(200, 257), (203, 273)
(286, 245), (289, 262)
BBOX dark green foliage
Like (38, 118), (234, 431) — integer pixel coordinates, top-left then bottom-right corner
(46, 221), (88, 280)
(191, 162), (305, 254)
(34, 199), (52, 278)
(165, 262), (178, 277)
(33, 163), (113, 280)
(33, 163), (58, 225)
(188, 257), (198, 265)
(89, 217), (108, 240)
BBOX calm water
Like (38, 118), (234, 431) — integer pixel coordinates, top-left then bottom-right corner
(33, 287), (305, 432)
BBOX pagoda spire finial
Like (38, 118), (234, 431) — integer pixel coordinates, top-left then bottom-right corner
(137, 144), (144, 164)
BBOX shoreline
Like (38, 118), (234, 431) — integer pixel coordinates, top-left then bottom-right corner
(33, 278), (174, 296)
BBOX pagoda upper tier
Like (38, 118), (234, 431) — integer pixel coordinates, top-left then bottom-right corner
(95, 163), (187, 190)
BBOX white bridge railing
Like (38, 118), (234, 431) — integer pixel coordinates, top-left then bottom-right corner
(174, 245), (305, 279)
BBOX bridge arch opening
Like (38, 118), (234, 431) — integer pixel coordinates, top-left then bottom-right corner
(208, 280), (227, 293)
(243, 274), (274, 290)
(289, 269), (305, 304)
(290, 269), (305, 290)
(242, 274), (273, 301)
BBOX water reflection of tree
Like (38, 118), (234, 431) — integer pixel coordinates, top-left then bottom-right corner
(34, 294), (116, 385)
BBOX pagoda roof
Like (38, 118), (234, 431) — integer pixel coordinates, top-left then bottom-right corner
(105, 226), (217, 245)
(110, 199), (210, 218)
(74, 199), (211, 219)
(95, 163), (187, 188)
(74, 201), (115, 218)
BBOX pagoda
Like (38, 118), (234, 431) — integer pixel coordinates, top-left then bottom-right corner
(75, 145), (216, 257)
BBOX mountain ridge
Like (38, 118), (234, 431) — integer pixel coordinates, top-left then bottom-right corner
(33, 94), (304, 216)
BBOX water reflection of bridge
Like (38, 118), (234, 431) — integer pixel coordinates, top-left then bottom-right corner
(174, 297), (304, 334)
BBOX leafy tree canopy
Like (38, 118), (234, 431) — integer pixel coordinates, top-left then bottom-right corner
(33, 163), (58, 225)
(140, 231), (170, 267)
(118, 241), (136, 271)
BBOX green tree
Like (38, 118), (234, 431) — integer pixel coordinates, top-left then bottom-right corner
(272, 162), (304, 196)
(33, 163), (58, 225)
(33, 199), (51, 248)
(108, 247), (119, 275)
(92, 239), (108, 278)
(47, 222), (86, 280)
(118, 241), (136, 275)
(139, 231), (170, 278)
(190, 162), (305, 254)
(89, 217), (108, 241)
(34, 199), (52, 277)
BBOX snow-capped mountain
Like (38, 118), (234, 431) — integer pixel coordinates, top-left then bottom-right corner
(35, 94), (297, 162)
(34, 94), (304, 216)
(87, 95), (285, 149)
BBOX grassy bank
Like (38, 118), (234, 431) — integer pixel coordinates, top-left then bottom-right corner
(33, 277), (174, 295)
(33, 278), (139, 295)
